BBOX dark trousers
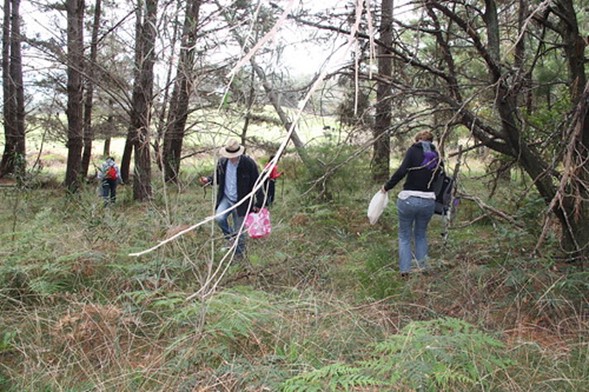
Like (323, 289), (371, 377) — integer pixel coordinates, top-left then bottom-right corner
(101, 179), (117, 204)
(264, 179), (276, 207)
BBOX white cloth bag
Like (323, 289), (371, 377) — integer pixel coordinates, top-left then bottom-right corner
(367, 191), (389, 225)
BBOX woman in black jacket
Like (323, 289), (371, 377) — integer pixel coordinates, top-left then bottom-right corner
(382, 130), (441, 276)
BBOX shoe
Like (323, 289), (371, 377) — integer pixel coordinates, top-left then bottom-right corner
(220, 239), (236, 252)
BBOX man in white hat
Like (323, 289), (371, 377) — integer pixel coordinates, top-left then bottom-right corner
(199, 138), (264, 257)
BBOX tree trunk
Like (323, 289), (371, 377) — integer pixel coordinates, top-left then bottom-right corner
(478, 0), (589, 260)
(418, 0), (589, 259)
(217, 4), (311, 167)
(240, 67), (256, 145)
(371, 0), (393, 182)
(103, 100), (114, 157)
(154, 0), (182, 172)
(64, 0), (85, 193)
(1, 0), (17, 178)
(250, 59), (310, 165)
(103, 136), (111, 157)
(120, 2), (143, 184)
(81, 0), (102, 178)
(0, 0), (25, 179)
(554, 0), (587, 102)
(548, 0), (589, 259)
(162, 0), (202, 182)
(131, 0), (158, 201)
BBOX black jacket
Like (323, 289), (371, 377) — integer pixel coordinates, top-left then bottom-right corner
(208, 155), (264, 217)
(384, 142), (442, 192)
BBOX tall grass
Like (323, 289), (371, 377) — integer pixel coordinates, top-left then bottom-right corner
(0, 149), (587, 391)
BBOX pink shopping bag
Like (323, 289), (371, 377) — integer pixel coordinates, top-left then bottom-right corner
(244, 208), (272, 238)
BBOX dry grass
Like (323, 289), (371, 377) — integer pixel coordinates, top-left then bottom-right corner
(0, 154), (587, 391)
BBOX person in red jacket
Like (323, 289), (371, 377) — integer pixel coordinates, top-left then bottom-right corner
(262, 155), (283, 207)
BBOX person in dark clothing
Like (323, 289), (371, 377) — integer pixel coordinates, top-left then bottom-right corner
(97, 156), (122, 206)
(262, 155), (283, 207)
(381, 130), (441, 276)
(199, 138), (264, 257)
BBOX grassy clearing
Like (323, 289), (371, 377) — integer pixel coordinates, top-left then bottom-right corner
(0, 147), (587, 391)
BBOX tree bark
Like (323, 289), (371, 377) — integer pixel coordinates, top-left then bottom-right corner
(249, 59), (310, 166)
(81, 0), (102, 178)
(0, 0), (25, 179)
(131, 0), (158, 201)
(154, 0), (182, 172)
(64, 0), (85, 193)
(548, 0), (589, 259)
(120, 2), (143, 184)
(162, 0), (202, 182)
(371, 0), (393, 182)
(1, 0), (17, 178)
(554, 0), (587, 102)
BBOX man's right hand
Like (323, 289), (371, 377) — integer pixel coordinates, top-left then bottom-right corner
(199, 176), (210, 185)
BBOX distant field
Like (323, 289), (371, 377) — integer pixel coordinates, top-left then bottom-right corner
(0, 108), (343, 176)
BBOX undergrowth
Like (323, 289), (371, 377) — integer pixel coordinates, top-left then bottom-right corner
(0, 153), (587, 391)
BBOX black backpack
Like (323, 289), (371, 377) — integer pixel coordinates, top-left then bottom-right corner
(432, 168), (454, 215)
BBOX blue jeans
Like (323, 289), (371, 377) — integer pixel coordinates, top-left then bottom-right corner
(396, 196), (435, 273)
(215, 196), (246, 255)
(101, 179), (117, 205)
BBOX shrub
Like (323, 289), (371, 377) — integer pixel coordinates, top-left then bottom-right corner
(283, 317), (513, 391)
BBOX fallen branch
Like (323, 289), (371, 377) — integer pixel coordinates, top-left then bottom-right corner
(459, 193), (525, 228)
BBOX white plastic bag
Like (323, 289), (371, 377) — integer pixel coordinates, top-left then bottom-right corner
(367, 190), (388, 225)
(244, 208), (272, 238)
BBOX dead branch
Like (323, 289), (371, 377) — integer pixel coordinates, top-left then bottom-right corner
(459, 193), (525, 228)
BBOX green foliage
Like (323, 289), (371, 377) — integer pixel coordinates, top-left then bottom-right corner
(283, 363), (381, 392)
(514, 192), (547, 236)
(1, 147), (588, 391)
(355, 236), (402, 300)
(509, 339), (589, 391)
(204, 287), (276, 344)
(0, 331), (16, 353)
(370, 318), (513, 388)
(554, 270), (589, 299)
(336, 80), (372, 127)
(292, 145), (369, 202)
(283, 318), (513, 391)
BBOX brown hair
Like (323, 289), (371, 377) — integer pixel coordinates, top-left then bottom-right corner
(414, 130), (434, 142)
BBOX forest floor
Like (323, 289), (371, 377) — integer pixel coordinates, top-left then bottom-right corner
(0, 150), (587, 391)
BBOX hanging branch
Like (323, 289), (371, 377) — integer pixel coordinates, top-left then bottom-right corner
(534, 81), (589, 258)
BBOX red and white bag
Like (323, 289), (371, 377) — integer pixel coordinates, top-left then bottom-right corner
(244, 208), (272, 238)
